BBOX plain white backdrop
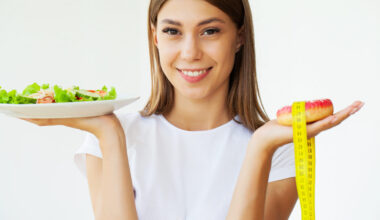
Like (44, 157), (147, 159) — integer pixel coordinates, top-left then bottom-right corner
(0, 0), (379, 219)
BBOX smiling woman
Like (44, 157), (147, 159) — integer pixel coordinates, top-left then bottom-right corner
(142, 0), (269, 132)
(70, 0), (364, 219)
(16, 0), (364, 219)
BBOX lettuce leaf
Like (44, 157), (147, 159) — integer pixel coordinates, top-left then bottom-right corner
(0, 88), (35, 104)
(22, 83), (41, 96)
(102, 86), (116, 100)
(7, 90), (18, 103)
(101, 85), (108, 92)
(53, 85), (78, 103)
(42, 84), (50, 89)
(0, 87), (9, 103)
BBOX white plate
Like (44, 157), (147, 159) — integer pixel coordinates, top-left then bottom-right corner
(0, 97), (139, 118)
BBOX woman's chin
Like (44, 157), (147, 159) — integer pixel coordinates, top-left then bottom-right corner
(176, 88), (210, 101)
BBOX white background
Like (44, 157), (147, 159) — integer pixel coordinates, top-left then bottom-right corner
(0, 0), (379, 219)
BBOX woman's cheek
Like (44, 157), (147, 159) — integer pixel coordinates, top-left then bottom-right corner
(159, 40), (178, 59)
(205, 42), (234, 68)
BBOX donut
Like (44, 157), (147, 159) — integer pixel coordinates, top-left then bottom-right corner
(276, 99), (334, 126)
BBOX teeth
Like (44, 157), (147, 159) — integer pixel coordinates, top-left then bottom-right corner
(181, 69), (207, 77)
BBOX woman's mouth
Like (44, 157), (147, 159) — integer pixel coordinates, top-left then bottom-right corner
(177, 67), (212, 83)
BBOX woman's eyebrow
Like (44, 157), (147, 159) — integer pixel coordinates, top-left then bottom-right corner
(160, 17), (225, 26)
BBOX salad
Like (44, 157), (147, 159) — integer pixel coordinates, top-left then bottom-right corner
(0, 83), (117, 104)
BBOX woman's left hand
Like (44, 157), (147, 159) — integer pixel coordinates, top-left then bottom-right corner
(251, 100), (364, 154)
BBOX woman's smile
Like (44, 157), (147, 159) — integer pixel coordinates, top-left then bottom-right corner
(177, 67), (213, 83)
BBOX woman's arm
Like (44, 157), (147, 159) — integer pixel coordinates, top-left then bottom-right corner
(20, 114), (138, 220)
(86, 126), (138, 220)
(226, 138), (297, 220)
(264, 177), (298, 219)
(226, 138), (276, 220)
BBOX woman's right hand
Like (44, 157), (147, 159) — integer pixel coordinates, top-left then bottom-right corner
(19, 113), (123, 140)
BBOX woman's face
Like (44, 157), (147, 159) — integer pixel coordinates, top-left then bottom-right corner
(152, 0), (243, 101)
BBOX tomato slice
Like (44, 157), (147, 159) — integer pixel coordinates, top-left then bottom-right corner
(96, 90), (106, 97)
(37, 96), (55, 104)
(87, 90), (96, 93)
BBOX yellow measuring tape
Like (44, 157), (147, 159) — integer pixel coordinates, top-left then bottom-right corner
(292, 102), (315, 220)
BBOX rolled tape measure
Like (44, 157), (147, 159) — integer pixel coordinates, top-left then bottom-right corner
(292, 102), (315, 220)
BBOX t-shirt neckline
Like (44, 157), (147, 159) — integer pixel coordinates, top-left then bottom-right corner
(157, 114), (236, 134)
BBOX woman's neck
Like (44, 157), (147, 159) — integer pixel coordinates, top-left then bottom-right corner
(163, 87), (231, 131)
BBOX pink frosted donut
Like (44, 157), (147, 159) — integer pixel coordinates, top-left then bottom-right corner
(276, 99), (334, 126)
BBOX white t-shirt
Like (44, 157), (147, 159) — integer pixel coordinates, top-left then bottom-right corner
(74, 112), (295, 220)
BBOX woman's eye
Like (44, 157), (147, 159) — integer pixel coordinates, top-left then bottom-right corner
(161, 27), (220, 37)
(203, 28), (220, 36)
(162, 28), (179, 36)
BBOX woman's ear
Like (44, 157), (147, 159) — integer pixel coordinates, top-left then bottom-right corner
(151, 24), (158, 47)
(235, 26), (245, 52)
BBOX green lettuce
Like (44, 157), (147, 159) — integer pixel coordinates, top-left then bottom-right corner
(42, 84), (50, 90)
(0, 89), (36, 104)
(22, 83), (41, 96)
(102, 86), (117, 100)
(53, 85), (78, 103)
(7, 90), (18, 103)
(0, 87), (9, 103)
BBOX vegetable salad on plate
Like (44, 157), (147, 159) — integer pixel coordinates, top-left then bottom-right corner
(0, 83), (117, 104)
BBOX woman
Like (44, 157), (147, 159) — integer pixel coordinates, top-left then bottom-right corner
(22, 0), (364, 219)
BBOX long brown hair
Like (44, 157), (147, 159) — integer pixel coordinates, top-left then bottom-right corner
(140, 0), (269, 131)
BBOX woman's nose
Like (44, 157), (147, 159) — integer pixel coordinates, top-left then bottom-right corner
(180, 35), (202, 61)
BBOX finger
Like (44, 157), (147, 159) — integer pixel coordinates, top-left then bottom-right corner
(306, 115), (336, 138)
(19, 118), (32, 122)
(347, 101), (365, 115)
(306, 101), (364, 137)
(19, 118), (39, 124)
(18, 118), (67, 126)
(330, 101), (364, 125)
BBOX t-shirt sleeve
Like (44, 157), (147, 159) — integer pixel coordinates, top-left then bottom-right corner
(74, 132), (102, 178)
(73, 112), (138, 179)
(268, 142), (296, 182)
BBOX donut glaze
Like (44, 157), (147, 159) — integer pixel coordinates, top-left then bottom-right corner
(276, 99), (334, 126)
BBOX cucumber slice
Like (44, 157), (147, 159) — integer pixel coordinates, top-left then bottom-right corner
(75, 90), (101, 100)
(15, 95), (37, 104)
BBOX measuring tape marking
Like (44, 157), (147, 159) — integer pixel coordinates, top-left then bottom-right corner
(292, 102), (315, 220)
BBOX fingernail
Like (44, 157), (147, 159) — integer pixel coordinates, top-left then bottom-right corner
(350, 108), (358, 115)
